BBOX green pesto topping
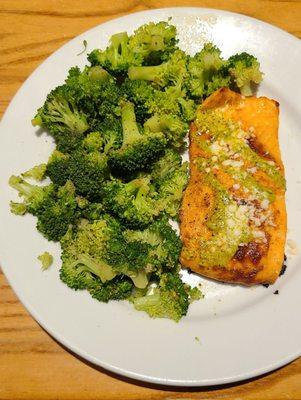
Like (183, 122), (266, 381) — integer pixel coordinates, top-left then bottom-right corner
(196, 110), (241, 140)
(198, 169), (251, 267)
(198, 156), (274, 202)
(226, 167), (275, 202)
(195, 110), (286, 190)
(195, 136), (212, 154)
(238, 143), (285, 189)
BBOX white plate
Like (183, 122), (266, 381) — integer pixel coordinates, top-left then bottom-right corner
(0, 7), (300, 387)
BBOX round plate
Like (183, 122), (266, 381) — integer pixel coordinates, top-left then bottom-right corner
(0, 7), (300, 387)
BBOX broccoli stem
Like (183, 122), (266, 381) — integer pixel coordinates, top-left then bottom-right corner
(9, 176), (37, 198)
(75, 254), (117, 283)
(240, 83), (252, 97)
(88, 66), (110, 81)
(134, 289), (160, 308)
(121, 101), (142, 146)
(127, 270), (149, 289)
(125, 177), (151, 196)
(144, 114), (168, 132)
(111, 32), (129, 52)
(109, 32), (129, 66)
(22, 164), (46, 181)
(10, 201), (27, 215)
(128, 63), (166, 82)
(150, 35), (164, 51)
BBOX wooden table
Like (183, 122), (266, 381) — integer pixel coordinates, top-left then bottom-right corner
(1, 1), (300, 398)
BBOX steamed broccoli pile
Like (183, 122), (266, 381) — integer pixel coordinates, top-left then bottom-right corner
(9, 20), (263, 321)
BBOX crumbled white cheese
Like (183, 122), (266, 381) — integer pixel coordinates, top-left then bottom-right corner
(227, 219), (236, 228)
(222, 160), (232, 166)
(210, 142), (222, 154)
(261, 199), (270, 210)
(222, 159), (244, 168)
(266, 220), (276, 227)
(228, 204), (237, 213)
(233, 183), (240, 190)
(253, 230), (265, 239)
(238, 205), (248, 215)
(253, 218), (262, 227)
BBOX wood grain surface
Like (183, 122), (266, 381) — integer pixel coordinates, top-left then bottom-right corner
(1, 1), (300, 399)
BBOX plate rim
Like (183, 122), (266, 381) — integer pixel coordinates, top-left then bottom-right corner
(0, 6), (300, 387)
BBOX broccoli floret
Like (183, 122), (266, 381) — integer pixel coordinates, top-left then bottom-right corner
(60, 246), (134, 302)
(46, 149), (108, 200)
(77, 200), (104, 221)
(35, 181), (78, 241)
(178, 96), (197, 122)
(67, 65), (111, 81)
(82, 131), (104, 152)
(46, 150), (70, 186)
(121, 79), (155, 122)
(60, 216), (151, 293)
(102, 177), (162, 228)
(157, 162), (189, 218)
(226, 52), (263, 96)
(186, 43), (225, 98)
(60, 218), (119, 286)
(88, 32), (142, 74)
(150, 149), (182, 184)
(68, 151), (108, 199)
(204, 73), (231, 97)
(9, 175), (53, 213)
(151, 85), (196, 122)
(122, 79), (195, 124)
(32, 85), (89, 153)
(124, 217), (182, 270)
(188, 286), (204, 302)
(22, 164), (46, 181)
(144, 113), (188, 148)
(128, 21), (178, 65)
(105, 239), (150, 288)
(108, 101), (166, 173)
(151, 150), (189, 217)
(9, 176), (78, 241)
(64, 66), (121, 125)
(128, 49), (187, 88)
(37, 251), (53, 270)
(130, 272), (189, 322)
(88, 22), (178, 74)
(98, 115), (123, 154)
(89, 276), (134, 302)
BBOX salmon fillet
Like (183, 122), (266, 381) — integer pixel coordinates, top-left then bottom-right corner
(180, 88), (286, 285)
